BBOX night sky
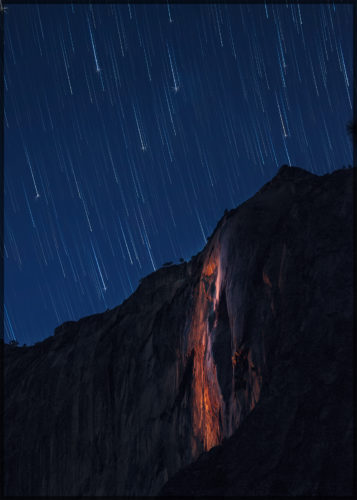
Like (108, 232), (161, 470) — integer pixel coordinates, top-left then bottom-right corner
(4, 2), (353, 346)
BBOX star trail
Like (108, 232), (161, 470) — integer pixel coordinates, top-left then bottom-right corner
(3, 2), (353, 345)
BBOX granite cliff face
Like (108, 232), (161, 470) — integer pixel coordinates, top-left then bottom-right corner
(4, 166), (353, 496)
(160, 166), (354, 496)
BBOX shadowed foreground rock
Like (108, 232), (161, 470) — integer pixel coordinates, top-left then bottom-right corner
(4, 166), (353, 496)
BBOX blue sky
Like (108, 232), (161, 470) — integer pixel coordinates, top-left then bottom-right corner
(4, 2), (353, 345)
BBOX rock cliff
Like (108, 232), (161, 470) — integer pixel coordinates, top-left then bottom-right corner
(4, 165), (353, 496)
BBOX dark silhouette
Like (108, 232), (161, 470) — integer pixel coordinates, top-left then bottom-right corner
(179, 258), (184, 263)
(346, 119), (356, 146)
(163, 261), (173, 266)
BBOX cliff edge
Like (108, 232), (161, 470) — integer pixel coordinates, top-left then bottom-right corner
(4, 166), (353, 496)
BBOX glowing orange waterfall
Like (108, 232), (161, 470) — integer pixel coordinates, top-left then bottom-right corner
(187, 239), (264, 455)
(188, 246), (225, 453)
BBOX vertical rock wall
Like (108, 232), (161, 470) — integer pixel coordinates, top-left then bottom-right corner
(5, 166), (352, 496)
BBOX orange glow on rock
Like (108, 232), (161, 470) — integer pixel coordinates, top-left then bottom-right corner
(188, 248), (224, 453)
(262, 270), (272, 288)
(203, 261), (216, 277)
(187, 241), (263, 456)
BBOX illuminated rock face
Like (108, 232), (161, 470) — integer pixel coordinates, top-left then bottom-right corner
(187, 236), (263, 455)
(4, 166), (353, 497)
(160, 166), (353, 496)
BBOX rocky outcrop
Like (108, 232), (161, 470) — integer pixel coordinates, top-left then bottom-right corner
(160, 166), (354, 496)
(4, 166), (353, 496)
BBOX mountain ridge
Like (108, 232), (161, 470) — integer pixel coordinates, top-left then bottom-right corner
(4, 165), (353, 496)
(4, 164), (347, 349)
